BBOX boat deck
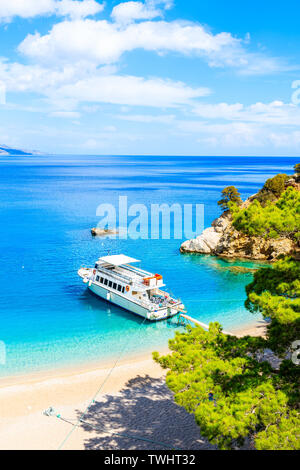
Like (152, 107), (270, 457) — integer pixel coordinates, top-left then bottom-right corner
(97, 262), (163, 291)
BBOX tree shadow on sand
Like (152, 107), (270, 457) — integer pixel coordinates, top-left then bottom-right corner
(77, 375), (214, 450)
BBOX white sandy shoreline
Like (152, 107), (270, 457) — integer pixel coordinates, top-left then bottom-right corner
(0, 320), (265, 450)
(231, 320), (267, 338)
(0, 319), (265, 387)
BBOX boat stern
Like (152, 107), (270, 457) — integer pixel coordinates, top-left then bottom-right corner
(78, 267), (92, 281)
(149, 302), (186, 321)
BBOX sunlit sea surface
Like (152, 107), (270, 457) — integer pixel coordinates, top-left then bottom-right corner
(0, 155), (297, 377)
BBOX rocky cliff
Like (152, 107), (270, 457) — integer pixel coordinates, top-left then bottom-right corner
(181, 212), (296, 260)
(180, 177), (299, 261)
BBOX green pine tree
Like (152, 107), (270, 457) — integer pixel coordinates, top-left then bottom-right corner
(154, 165), (300, 450)
(218, 186), (242, 212)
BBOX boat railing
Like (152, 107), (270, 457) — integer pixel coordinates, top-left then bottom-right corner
(123, 264), (153, 278)
(156, 289), (181, 303)
(97, 265), (134, 284)
(97, 265), (146, 290)
(136, 298), (154, 309)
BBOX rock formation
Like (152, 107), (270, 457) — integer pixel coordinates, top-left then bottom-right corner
(181, 211), (296, 260)
(181, 177), (299, 261)
(91, 228), (118, 237)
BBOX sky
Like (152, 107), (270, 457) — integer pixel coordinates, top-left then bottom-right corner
(0, 0), (300, 156)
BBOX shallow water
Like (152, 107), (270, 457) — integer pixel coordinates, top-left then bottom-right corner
(0, 155), (297, 376)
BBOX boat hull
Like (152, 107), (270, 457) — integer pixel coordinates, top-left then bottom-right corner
(88, 282), (175, 322)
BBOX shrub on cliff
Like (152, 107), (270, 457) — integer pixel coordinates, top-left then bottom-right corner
(257, 173), (289, 205)
(231, 187), (300, 240)
(218, 186), (242, 211)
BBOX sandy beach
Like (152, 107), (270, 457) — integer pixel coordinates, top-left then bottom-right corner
(231, 320), (267, 338)
(0, 321), (265, 450)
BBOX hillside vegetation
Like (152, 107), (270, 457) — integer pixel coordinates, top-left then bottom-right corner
(230, 186), (300, 242)
(163, 166), (300, 450)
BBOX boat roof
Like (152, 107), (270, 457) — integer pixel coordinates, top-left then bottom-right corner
(99, 254), (140, 267)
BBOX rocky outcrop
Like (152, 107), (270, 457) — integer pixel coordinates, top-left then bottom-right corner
(180, 214), (230, 254)
(91, 228), (118, 237)
(214, 226), (295, 260)
(180, 205), (297, 261)
(286, 177), (300, 192)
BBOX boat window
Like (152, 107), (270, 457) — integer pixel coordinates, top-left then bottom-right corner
(113, 283), (117, 290)
(122, 287), (125, 293)
(100, 278), (104, 284)
(118, 285), (122, 292)
(104, 279), (108, 286)
(108, 281), (113, 288)
(96, 276), (100, 282)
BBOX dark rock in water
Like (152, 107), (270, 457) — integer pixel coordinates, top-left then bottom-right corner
(91, 228), (118, 237)
(226, 266), (259, 274)
(209, 262), (260, 274)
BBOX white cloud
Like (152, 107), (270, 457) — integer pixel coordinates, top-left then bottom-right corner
(83, 128), (142, 150)
(55, 74), (210, 107)
(174, 99), (300, 149)
(111, 1), (173, 24)
(192, 100), (300, 126)
(0, 0), (104, 22)
(192, 103), (244, 120)
(0, 60), (87, 94)
(178, 120), (267, 148)
(117, 113), (175, 123)
(111, 1), (162, 24)
(103, 125), (117, 132)
(269, 131), (300, 148)
(56, 0), (104, 19)
(1, 2), (298, 154)
(0, 61), (210, 108)
(178, 109), (300, 149)
(49, 110), (81, 118)
(0, 0), (54, 21)
(17, 15), (286, 75)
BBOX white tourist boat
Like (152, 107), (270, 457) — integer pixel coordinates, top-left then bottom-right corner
(78, 254), (185, 321)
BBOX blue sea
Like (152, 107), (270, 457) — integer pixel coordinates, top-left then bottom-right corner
(0, 155), (298, 377)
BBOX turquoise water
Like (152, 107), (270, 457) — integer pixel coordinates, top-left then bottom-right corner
(0, 155), (298, 377)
